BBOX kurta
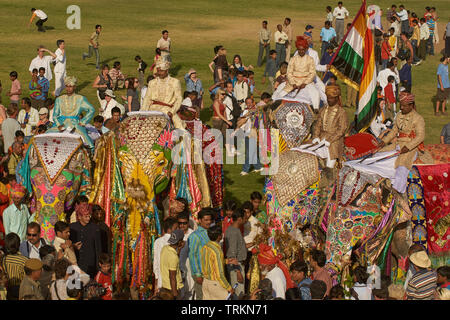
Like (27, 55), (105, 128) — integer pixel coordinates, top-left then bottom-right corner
(49, 94), (96, 149)
(69, 221), (102, 278)
(312, 104), (348, 160)
(284, 54), (316, 93)
(141, 76), (184, 128)
(380, 109), (425, 169)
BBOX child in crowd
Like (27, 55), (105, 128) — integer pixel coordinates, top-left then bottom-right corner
(250, 191), (267, 224)
(95, 253), (113, 300)
(274, 62), (288, 90)
(54, 221), (77, 265)
(384, 75), (396, 115)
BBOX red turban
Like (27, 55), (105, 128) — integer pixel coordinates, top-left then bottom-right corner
(10, 182), (26, 198)
(295, 36), (308, 49)
(399, 91), (415, 104)
(256, 243), (295, 289)
(75, 202), (92, 219)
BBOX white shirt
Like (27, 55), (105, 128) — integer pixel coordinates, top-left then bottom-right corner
(397, 9), (408, 21)
(181, 97), (192, 107)
(390, 21), (400, 37)
(377, 68), (399, 95)
(243, 216), (261, 250)
(153, 233), (171, 289)
(100, 98), (125, 120)
(223, 94), (234, 121)
(305, 48), (327, 72)
(420, 23), (430, 40)
(333, 6), (349, 19)
(274, 30), (289, 44)
(234, 81), (249, 109)
(180, 229), (194, 274)
(140, 86), (148, 107)
(17, 108), (39, 136)
(266, 266), (286, 299)
(351, 283), (372, 300)
(27, 240), (43, 260)
(34, 9), (47, 20)
(53, 48), (66, 73)
(29, 55), (53, 81)
(157, 37), (171, 57)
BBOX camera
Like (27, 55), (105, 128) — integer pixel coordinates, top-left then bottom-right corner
(83, 281), (107, 300)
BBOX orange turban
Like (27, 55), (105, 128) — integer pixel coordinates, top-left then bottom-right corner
(295, 36), (308, 49)
(255, 243), (295, 289)
(10, 182), (26, 198)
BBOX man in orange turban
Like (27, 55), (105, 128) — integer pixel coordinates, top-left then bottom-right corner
(255, 243), (295, 299)
(275, 36), (321, 110)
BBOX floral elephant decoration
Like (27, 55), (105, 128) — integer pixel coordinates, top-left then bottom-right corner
(17, 133), (91, 243)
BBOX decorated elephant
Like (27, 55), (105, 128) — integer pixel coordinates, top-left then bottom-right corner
(17, 132), (92, 243)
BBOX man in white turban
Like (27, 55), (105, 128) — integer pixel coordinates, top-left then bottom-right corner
(141, 61), (184, 128)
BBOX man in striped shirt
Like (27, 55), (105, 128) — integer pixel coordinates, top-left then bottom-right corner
(2, 233), (28, 300)
(406, 251), (437, 300)
(201, 224), (234, 300)
(188, 208), (214, 300)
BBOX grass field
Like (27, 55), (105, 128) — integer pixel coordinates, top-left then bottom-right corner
(0, 0), (449, 205)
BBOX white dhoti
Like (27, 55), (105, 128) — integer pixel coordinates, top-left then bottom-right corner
(344, 149), (414, 193)
(272, 81), (324, 110)
(54, 71), (66, 97)
(293, 139), (335, 168)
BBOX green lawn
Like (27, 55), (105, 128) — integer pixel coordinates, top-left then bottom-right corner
(0, 0), (449, 205)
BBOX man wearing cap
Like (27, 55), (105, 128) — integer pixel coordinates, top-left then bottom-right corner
(3, 183), (30, 242)
(282, 36), (321, 110)
(184, 69), (204, 109)
(312, 84), (348, 168)
(100, 89), (125, 120)
(160, 229), (185, 299)
(255, 243), (295, 299)
(142, 61), (184, 129)
(377, 92), (425, 193)
(35, 107), (51, 132)
(19, 258), (44, 300)
(406, 251), (437, 300)
(48, 76), (96, 149)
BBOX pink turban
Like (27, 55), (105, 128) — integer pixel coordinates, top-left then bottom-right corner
(399, 92), (415, 104)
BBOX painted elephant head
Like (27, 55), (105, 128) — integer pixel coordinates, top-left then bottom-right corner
(17, 133), (91, 243)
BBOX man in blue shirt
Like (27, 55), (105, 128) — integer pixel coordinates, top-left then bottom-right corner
(436, 55), (449, 116)
(290, 260), (312, 300)
(188, 208), (214, 300)
(320, 21), (337, 59)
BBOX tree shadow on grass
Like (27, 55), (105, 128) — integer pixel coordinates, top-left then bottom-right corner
(200, 106), (212, 123)
(100, 57), (119, 66)
(76, 81), (91, 92)
(44, 26), (55, 30)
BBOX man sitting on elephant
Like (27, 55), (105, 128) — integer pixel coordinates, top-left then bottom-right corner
(48, 76), (96, 149)
(141, 61), (184, 129)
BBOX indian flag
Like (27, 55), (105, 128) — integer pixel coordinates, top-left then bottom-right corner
(330, 0), (377, 132)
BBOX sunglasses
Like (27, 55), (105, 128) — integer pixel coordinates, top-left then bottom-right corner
(178, 221), (188, 225)
(27, 233), (38, 237)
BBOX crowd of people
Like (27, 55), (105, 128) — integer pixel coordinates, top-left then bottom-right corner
(0, 3), (449, 301)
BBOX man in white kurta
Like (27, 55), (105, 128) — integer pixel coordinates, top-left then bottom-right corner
(53, 40), (66, 97)
(29, 46), (55, 81)
(141, 61), (184, 128)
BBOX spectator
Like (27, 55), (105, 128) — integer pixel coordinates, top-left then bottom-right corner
(53, 221), (77, 265)
(178, 212), (194, 300)
(396, 5), (410, 35)
(28, 8), (48, 32)
(440, 122), (450, 144)
(325, 6), (333, 26)
(160, 229), (185, 299)
(184, 69), (204, 109)
(153, 217), (178, 292)
(310, 279), (327, 300)
(91, 205), (112, 255)
(257, 20), (271, 67)
(406, 251), (437, 300)
(445, 21), (450, 57)
(274, 62), (288, 90)
(262, 50), (277, 93)
(333, 1), (349, 44)
(1, 233), (28, 300)
(3, 183), (30, 242)
(19, 258), (44, 300)
(274, 24), (288, 67)
(225, 208), (247, 297)
(28, 46), (55, 81)
(93, 64), (113, 104)
(157, 30), (172, 62)
(410, 19), (422, 65)
(436, 55), (449, 116)
(126, 77), (140, 113)
(150, 48), (163, 75)
(310, 249), (332, 298)
(381, 33), (392, 70)
(17, 97), (39, 142)
(38, 245), (57, 299)
(7, 141), (23, 176)
(188, 208), (214, 300)
(54, 39), (66, 97)
(282, 18), (293, 63)
(69, 202), (102, 278)
(289, 260), (312, 300)
(99, 89), (125, 121)
(436, 266), (450, 289)
(320, 21), (337, 59)
(19, 222), (48, 259)
(34, 107), (51, 134)
(82, 24), (102, 70)
(388, 27), (398, 56)
(201, 224), (233, 300)
(50, 258), (71, 300)
(329, 285), (345, 300)
(94, 253), (113, 300)
(7, 71), (21, 105)
(304, 25), (314, 48)
(29, 68), (49, 109)
(350, 266), (372, 300)
(285, 287), (301, 300)
(135, 55), (147, 87)
(109, 61), (126, 90)
(418, 18), (430, 60)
